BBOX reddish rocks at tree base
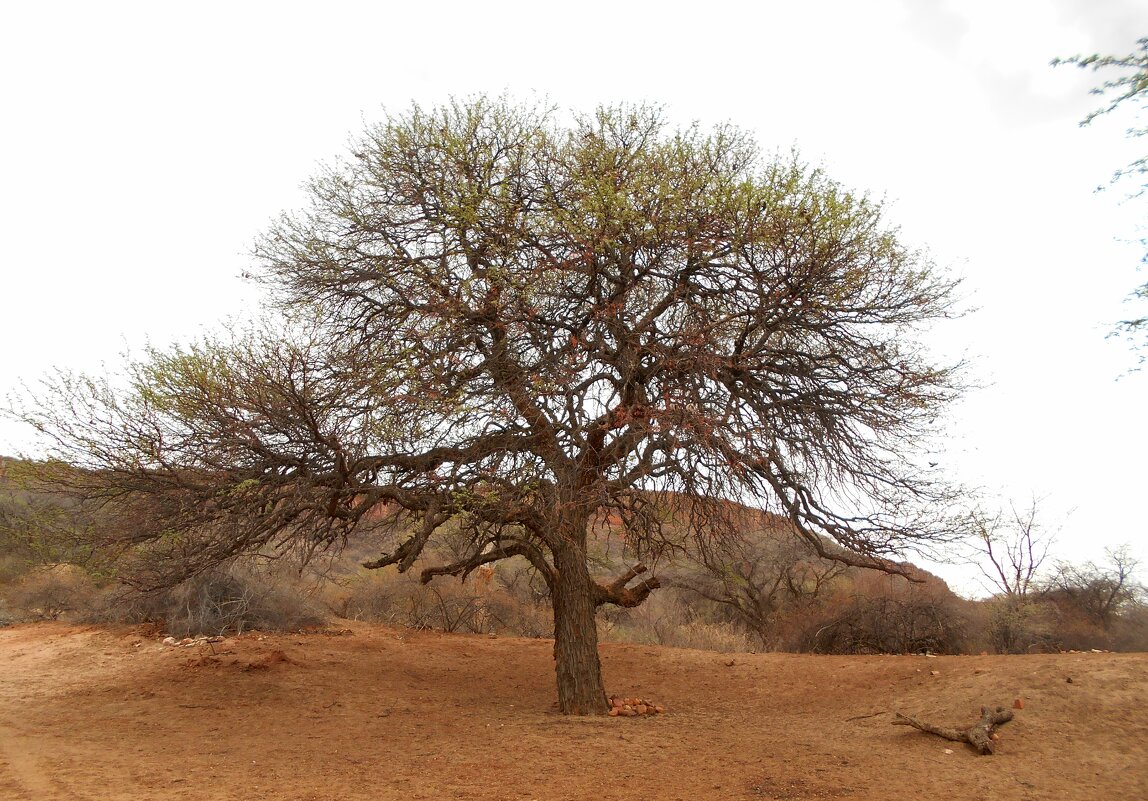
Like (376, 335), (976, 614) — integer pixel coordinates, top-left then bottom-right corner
(607, 696), (665, 717)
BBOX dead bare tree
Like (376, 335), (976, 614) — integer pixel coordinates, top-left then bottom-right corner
(970, 501), (1055, 653)
(11, 98), (966, 713)
(971, 501), (1051, 599)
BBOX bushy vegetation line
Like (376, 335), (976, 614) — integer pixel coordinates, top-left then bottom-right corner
(3, 459), (1144, 652)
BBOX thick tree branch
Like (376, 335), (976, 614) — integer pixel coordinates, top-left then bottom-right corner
(893, 706), (1014, 755)
(594, 563), (662, 608)
(419, 540), (556, 587)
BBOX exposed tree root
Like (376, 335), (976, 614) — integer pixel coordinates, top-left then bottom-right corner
(893, 706), (1015, 754)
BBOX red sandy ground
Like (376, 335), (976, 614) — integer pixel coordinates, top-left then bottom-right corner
(1, 621), (1145, 801)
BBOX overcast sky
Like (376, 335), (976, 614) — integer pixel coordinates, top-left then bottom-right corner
(1, 0), (1145, 595)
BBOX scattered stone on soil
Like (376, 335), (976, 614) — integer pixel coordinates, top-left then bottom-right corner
(161, 635), (224, 647)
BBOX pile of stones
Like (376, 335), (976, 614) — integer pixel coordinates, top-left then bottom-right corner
(607, 696), (665, 716)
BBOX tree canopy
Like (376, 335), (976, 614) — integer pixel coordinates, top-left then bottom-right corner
(1054, 36), (1148, 350)
(13, 99), (965, 713)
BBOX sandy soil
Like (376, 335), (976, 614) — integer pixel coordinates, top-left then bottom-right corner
(1, 621), (1145, 801)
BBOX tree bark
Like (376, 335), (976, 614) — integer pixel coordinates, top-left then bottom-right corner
(550, 541), (609, 715)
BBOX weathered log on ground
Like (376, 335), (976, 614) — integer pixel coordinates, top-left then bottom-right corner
(892, 706), (1014, 754)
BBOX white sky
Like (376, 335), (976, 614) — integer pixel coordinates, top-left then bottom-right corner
(1, 0), (1145, 596)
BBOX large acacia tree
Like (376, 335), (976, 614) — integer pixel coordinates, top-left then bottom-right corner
(17, 99), (964, 713)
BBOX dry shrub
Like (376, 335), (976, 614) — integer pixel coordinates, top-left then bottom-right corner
(670, 525), (846, 651)
(337, 570), (403, 623)
(480, 590), (553, 638)
(1049, 607), (1116, 652)
(661, 620), (753, 652)
(340, 570), (481, 631)
(598, 590), (682, 646)
(599, 590), (753, 652)
(1111, 604), (1148, 652)
(980, 596), (1058, 653)
(804, 573), (972, 654)
(1043, 601), (1148, 652)
(0, 554), (32, 587)
(3, 563), (97, 621)
(340, 568), (554, 637)
(406, 579), (485, 633)
(601, 614), (751, 653)
(89, 562), (326, 636)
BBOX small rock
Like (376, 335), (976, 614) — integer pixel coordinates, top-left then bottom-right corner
(1066, 676), (1074, 684)
(943, 749), (954, 755)
(930, 670), (940, 676)
(608, 707), (620, 717)
(1013, 698), (1025, 710)
(162, 637), (178, 646)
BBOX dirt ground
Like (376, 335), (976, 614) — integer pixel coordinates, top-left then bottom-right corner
(1, 622), (1145, 801)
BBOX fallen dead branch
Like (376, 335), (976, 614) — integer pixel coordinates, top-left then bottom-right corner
(845, 711), (888, 722)
(893, 706), (1014, 754)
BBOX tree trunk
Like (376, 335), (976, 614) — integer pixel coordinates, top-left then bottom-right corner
(550, 543), (609, 715)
